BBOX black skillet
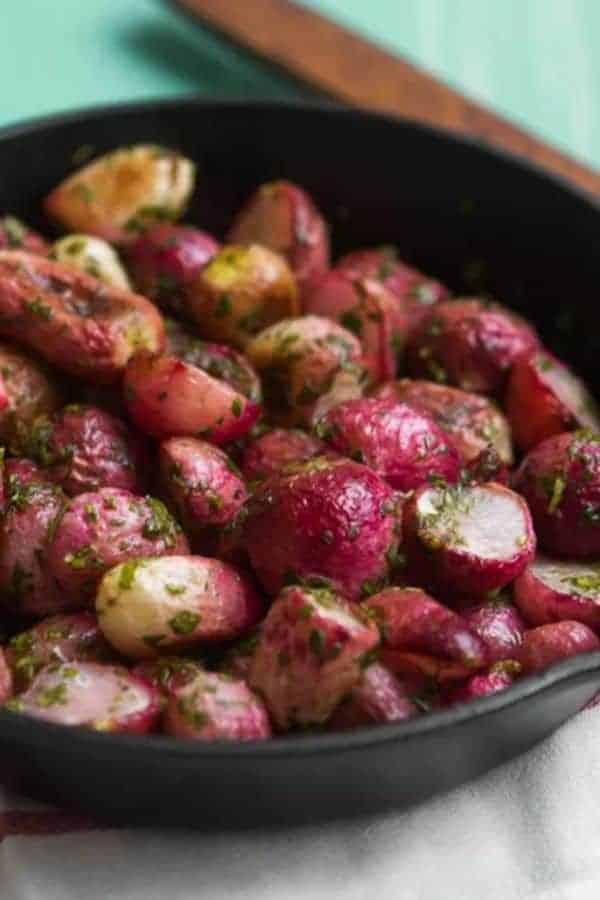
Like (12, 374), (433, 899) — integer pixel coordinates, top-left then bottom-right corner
(0, 99), (599, 827)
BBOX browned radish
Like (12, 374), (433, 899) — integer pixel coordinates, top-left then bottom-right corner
(227, 180), (329, 295)
(0, 252), (165, 383)
(514, 556), (600, 629)
(158, 437), (248, 546)
(328, 662), (418, 729)
(185, 244), (299, 349)
(518, 621), (600, 674)
(514, 430), (600, 558)
(123, 353), (260, 444)
(165, 670), (271, 741)
(314, 396), (461, 491)
(96, 555), (263, 659)
(403, 481), (535, 597)
(506, 350), (599, 452)
(375, 378), (512, 465)
(44, 145), (195, 244)
(8, 662), (161, 733)
(248, 583), (379, 729)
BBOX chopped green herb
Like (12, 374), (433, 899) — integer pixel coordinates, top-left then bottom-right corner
(118, 559), (141, 590)
(214, 294), (232, 318)
(165, 583), (186, 596)
(168, 610), (200, 635)
(231, 398), (242, 417)
(35, 682), (68, 708)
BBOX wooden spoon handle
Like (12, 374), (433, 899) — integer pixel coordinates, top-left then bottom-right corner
(175, 0), (599, 195)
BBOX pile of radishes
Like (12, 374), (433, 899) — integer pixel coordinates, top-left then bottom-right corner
(0, 143), (598, 742)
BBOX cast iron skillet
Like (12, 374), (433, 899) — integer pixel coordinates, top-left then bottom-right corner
(0, 99), (599, 828)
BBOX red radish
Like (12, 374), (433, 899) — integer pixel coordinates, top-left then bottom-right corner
(514, 430), (600, 558)
(123, 353), (260, 444)
(363, 587), (487, 669)
(96, 555), (263, 658)
(43, 145), (195, 245)
(506, 350), (599, 452)
(248, 583), (379, 729)
(5, 612), (114, 691)
(375, 378), (512, 465)
(227, 179), (329, 295)
(315, 396), (461, 491)
(328, 662), (418, 729)
(27, 404), (148, 496)
(403, 481), (535, 597)
(462, 600), (525, 662)
(303, 272), (397, 383)
(0, 482), (66, 617)
(159, 437), (248, 547)
(165, 318), (262, 403)
(407, 298), (539, 393)
(164, 670), (271, 741)
(241, 427), (326, 482)
(126, 223), (219, 316)
(47, 488), (189, 607)
(185, 243), (299, 349)
(243, 456), (400, 601)
(246, 315), (364, 427)
(336, 246), (448, 338)
(9, 662), (161, 733)
(518, 621), (600, 674)
(448, 661), (520, 703)
(514, 556), (600, 629)
(0, 251), (165, 383)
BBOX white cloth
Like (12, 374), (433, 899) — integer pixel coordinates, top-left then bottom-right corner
(3, 707), (600, 900)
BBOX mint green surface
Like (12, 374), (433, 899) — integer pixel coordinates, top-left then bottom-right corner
(1, 0), (598, 170)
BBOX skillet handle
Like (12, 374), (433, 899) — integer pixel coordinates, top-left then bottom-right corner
(174, 0), (599, 196)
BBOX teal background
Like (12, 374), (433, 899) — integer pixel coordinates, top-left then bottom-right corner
(0, 0), (598, 169)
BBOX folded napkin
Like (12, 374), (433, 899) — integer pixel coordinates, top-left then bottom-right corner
(3, 706), (600, 900)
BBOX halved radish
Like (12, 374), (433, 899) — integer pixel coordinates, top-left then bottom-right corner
(123, 353), (260, 444)
(403, 481), (535, 596)
(506, 350), (599, 452)
(9, 662), (161, 733)
(248, 583), (379, 729)
(514, 556), (600, 629)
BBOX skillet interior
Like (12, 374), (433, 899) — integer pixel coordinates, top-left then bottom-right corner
(0, 99), (598, 826)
